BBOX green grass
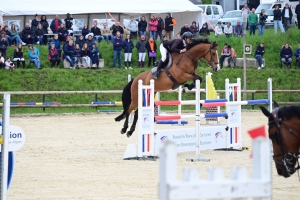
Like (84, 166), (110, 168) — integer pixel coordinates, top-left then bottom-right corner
(1, 27), (300, 114)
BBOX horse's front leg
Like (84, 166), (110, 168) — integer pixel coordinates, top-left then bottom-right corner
(180, 73), (203, 83)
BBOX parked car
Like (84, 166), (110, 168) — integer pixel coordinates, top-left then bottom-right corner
(218, 10), (243, 28)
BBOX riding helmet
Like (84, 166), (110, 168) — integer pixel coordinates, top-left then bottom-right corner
(182, 32), (193, 40)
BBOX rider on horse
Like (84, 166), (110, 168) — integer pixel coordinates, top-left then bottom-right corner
(153, 31), (194, 79)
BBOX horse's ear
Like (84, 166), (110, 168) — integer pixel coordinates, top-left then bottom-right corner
(274, 101), (279, 108)
(259, 106), (271, 118)
(212, 41), (218, 48)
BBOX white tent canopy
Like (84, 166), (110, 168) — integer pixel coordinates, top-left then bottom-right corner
(1, 0), (201, 15)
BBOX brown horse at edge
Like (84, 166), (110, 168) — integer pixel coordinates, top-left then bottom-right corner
(115, 39), (220, 137)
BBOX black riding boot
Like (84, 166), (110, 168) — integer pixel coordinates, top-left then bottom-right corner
(153, 60), (163, 79)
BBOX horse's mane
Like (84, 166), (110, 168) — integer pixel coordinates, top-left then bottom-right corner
(186, 38), (211, 50)
(278, 106), (300, 120)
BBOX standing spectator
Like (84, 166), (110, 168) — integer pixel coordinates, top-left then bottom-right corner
(164, 13), (177, 39)
(101, 23), (112, 43)
(10, 24), (26, 46)
(112, 22), (124, 42)
(112, 31), (123, 69)
(138, 16), (147, 36)
(13, 43), (25, 68)
(3, 26), (12, 45)
(189, 21), (199, 37)
(295, 44), (300, 68)
(82, 24), (90, 39)
(258, 9), (268, 36)
(21, 23), (34, 44)
(57, 24), (68, 43)
(28, 44), (41, 69)
(40, 15), (49, 44)
(227, 45), (236, 68)
(81, 43), (91, 68)
(254, 42), (265, 70)
(273, 5), (285, 34)
(127, 16), (138, 40)
(50, 15), (62, 33)
(0, 52), (4, 68)
(75, 35), (85, 49)
(31, 14), (39, 36)
(122, 34), (134, 69)
(64, 13), (73, 34)
(296, 1), (300, 29)
(145, 36), (157, 68)
(91, 22), (103, 42)
(214, 21), (224, 37)
(149, 15), (158, 39)
(74, 43), (83, 67)
(176, 33), (181, 39)
(64, 40), (77, 69)
(199, 23), (210, 37)
(234, 21), (243, 37)
(241, 3), (250, 30)
(156, 14), (164, 40)
(280, 43), (293, 64)
(35, 24), (44, 45)
(224, 22), (233, 37)
(89, 42), (99, 68)
(282, 3), (293, 31)
(4, 58), (14, 71)
(248, 8), (258, 35)
(48, 42), (61, 68)
(219, 43), (231, 69)
(136, 35), (147, 68)
(0, 32), (9, 58)
(180, 23), (190, 36)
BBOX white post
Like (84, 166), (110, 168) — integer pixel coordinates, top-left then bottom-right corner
(138, 80), (143, 158)
(268, 78), (272, 111)
(149, 80), (155, 156)
(178, 86), (182, 125)
(1, 93), (10, 200)
(217, 93), (220, 124)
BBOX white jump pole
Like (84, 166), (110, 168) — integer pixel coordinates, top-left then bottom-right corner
(268, 78), (272, 111)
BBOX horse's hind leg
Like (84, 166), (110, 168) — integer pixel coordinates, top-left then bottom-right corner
(127, 109), (138, 138)
(120, 113), (129, 134)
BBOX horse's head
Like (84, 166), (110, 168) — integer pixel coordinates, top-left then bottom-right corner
(260, 102), (300, 178)
(202, 41), (220, 72)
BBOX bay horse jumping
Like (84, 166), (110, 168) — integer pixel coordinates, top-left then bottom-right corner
(260, 102), (300, 178)
(115, 39), (219, 138)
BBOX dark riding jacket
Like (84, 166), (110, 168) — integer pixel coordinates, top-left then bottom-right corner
(163, 39), (185, 53)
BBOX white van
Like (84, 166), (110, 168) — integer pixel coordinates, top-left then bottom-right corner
(196, 4), (224, 30)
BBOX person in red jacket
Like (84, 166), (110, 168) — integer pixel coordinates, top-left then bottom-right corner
(149, 15), (158, 40)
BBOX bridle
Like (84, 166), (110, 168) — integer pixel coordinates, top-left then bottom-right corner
(268, 107), (300, 177)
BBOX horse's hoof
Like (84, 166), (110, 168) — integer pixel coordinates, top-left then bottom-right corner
(120, 128), (126, 134)
(127, 131), (133, 138)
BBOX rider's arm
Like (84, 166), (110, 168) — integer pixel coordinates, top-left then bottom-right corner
(170, 40), (182, 53)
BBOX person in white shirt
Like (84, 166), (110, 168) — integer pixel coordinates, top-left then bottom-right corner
(224, 22), (233, 37)
(282, 3), (293, 31)
(214, 21), (223, 37)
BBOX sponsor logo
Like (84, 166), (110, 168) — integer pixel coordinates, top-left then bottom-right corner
(215, 131), (223, 143)
(160, 136), (168, 142)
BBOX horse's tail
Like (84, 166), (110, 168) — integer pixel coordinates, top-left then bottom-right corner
(115, 79), (134, 122)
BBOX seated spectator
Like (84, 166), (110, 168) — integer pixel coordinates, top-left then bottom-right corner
(89, 42), (99, 68)
(215, 21), (224, 37)
(74, 44), (82, 68)
(112, 22), (124, 42)
(22, 23), (34, 44)
(86, 35), (95, 47)
(48, 42), (61, 68)
(91, 22), (103, 42)
(82, 24), (90, 39)
(4, 57), (14, 71)
(0, 52), (4, 68)
(189, 21), (199, 36)
(227, 45), (236, 68)
(75, 35), (85, 49)
(280, 43), (293, 64)
(138, 17), (147, 36)
(28, 44), (41, 69)
(13, 43), (25, 68)
(57, 24), (68, 43)
(254, 42), (265, 70)
(35, 24), (44, 45)
(50, 15), (62, 33)
(176, 33), (181, 39)
(10, 24), (26, 46)
(224, 22), (233, 37)
(122, 34), (134, 69)
(64, 40), (77, 69)
(112, 31), (123, 69)
(0, 32), (9, 58)
(219, 43), (231, 69)
(31, 14), (39, 35)
(149, 15), (158, 39)
(48, 34), (61, 56)
(234, 21), (244, 37)
(145, 36), (157, 68)
(180, 23), (190, 36)
(294, 44), (300, 68)
(199, 23), (210, 37)
(136, 35), (147, 68)
(81, 43), (91, 68)
(101, 23), (112, 43)
(3, 26), (12, 45)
